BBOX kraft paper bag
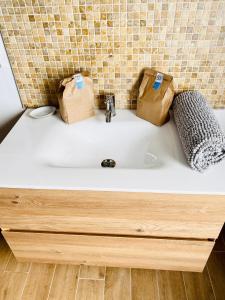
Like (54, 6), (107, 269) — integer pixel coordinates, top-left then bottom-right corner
(137, 68), (174, 126)
(58, 72), (95, 124)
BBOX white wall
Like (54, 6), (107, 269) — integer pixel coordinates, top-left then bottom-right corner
(0, 33), (23, 142)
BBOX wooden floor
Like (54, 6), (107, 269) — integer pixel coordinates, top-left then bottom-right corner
(0, 227), (225, 300)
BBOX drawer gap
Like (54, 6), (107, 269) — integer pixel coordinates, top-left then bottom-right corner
(4, 229), (215, 242)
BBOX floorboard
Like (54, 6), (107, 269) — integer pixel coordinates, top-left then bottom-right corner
(48, 265), (80, 300)
(76, 279), (104, 300)
(104, 267), (131, 300)
(21, 263), (55, 300)
(157, 270), (187, 300)
(183, 269), (215, 300)
(131, 269), (159, 300)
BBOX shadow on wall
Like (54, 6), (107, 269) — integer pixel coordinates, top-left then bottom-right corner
(129, 68), (145, 102)
(95, 93), (112, 109)
(43, 78), (61, 108)
(0, 112), (23, 143)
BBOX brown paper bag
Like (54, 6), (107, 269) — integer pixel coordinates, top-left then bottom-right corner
(136, 68), (174, 126)
(58, 73), (95, 124)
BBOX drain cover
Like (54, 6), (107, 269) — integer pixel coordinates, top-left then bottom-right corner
(101, 159), (116, 168)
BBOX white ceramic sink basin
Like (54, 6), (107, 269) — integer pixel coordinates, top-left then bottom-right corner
(1, 108), (225, 194)
(38, 110), (182, 169)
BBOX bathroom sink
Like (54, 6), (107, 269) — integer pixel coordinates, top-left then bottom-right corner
(1, 108), (225, 193)
(38, 110), (182, 169)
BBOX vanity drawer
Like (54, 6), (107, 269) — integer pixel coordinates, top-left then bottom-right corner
(0, 188), (225, 239)
(3, 231), (214, 272)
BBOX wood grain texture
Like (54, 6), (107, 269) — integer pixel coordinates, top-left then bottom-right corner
(48, 265), (79, 300)
(157, 271), (186, 300)
(207, 252), (225, 300)
(0, 272), (27, 300)
(0, 188), (224, 239)
(131, 269), (159, 300)
(104, 267), (131, 300)
(5, 253), (30, 273)
(3, 231), (214, 272)
(76, 279), (104, 300)
(21, 263), (55, 300)
(183, 269), (215, 300)
(80, 265), (106, 279)
(0, 234), (11, 271)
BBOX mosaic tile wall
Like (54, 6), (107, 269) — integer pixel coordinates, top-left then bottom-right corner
(0, 0), (225, 108)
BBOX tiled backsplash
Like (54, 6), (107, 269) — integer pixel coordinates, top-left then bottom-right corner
(0, 0), (225, 108)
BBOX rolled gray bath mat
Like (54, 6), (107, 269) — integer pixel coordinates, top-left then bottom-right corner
(172, 91), (225, 172)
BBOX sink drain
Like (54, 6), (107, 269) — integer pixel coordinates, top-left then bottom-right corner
(101, 159), (116, 168)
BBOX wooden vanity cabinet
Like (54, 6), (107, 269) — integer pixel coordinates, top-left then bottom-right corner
(0, 188), (225, 272)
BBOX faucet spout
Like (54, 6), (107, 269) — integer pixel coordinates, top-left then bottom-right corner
(106, 111), (111, 123)
(105, 94), (116, 123)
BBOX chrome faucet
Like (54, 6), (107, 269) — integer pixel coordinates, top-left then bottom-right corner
(105, 94), (116, 123)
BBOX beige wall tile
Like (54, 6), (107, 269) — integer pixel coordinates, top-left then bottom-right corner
(0, 0), (224, 108)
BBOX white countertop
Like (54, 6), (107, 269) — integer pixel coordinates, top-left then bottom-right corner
(0, 109), (225, 195)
